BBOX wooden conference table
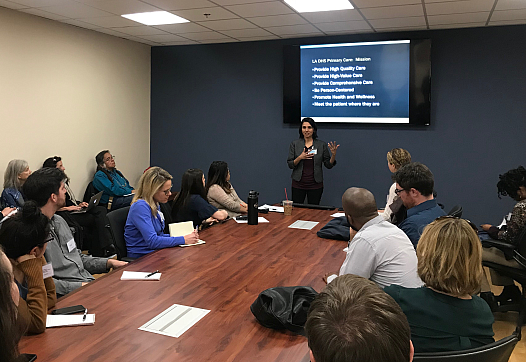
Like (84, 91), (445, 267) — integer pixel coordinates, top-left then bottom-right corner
(20, 208), (347, 362)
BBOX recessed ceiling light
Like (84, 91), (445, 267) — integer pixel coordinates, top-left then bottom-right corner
(122, 11), (189, 26)
(284, 0), (354, 13)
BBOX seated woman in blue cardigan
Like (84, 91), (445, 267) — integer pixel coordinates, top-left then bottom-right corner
(124, 167), (198, 258)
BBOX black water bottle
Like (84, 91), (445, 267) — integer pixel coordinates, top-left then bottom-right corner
(247, 190), (259, 225)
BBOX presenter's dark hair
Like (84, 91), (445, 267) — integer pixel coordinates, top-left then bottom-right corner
(171, 169), (208, 219)
(305, 274), (411, 362)
(0, 201), (51, 260)
(206, 161), (231, 194)
(22, 168), (65, 207)
(497, 166), (526, 200)
(393, 162), (434, 196)
(42, 156), (61, 169)
(299, 117), (318, 139)
(0, 248), (20, 362)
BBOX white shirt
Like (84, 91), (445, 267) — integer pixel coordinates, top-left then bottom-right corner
(338, 215), (423, 289)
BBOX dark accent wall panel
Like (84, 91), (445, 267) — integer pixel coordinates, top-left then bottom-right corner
(151, 25), (526, 225)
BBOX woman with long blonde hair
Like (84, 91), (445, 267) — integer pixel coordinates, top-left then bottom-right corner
(384, 217), (494, 353)
(124, 167), (198, 258)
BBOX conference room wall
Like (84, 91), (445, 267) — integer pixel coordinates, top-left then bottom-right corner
(0, 7), (151, 198)
(150, 24), (526, 226)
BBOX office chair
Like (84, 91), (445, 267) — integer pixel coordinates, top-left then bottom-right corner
(447, 205), (463, 218)
(106, 206), (135, 262)
(413, 332), (519, 362)
(482, 227), (526, 329)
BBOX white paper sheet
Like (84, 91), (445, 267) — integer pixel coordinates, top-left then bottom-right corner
(288, 220), (319, 230)
(330, 212), (345, 217)
(139, 304), (210, 338)
(46, 314), (95, 328)
(234, 217), (269, 223)
(121, 271), (162, 281)
(259, 204), (284, 213)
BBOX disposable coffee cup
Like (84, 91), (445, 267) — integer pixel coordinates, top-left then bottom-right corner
(283, 200), (293, 216)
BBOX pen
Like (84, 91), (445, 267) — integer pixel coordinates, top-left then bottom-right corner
(145, 270), (159, 278)
(82, 308), (88, 321)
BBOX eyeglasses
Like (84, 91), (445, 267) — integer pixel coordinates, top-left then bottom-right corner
(394, 187), (406, 195)
(435, 215), (478, 232)
(104, 155), (115, 162)
(162, 187), (172, 196)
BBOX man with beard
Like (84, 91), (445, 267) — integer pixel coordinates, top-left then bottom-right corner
(23, 168), (126, 297)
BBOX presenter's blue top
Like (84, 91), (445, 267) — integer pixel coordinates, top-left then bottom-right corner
(93, 169), (133, 204)
(398, 199), (446, 247)
(172, 194), (218, 228)
(124, 199), (184, 258)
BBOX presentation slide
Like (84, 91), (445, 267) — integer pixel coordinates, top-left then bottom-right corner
(300, 40), (410, 123)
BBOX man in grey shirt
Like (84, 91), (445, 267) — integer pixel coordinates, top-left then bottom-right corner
(325, 187), (422, 289)
(23, 168), (126, 297)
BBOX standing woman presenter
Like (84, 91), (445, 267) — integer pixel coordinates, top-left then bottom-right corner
(287, 118), (339, 205)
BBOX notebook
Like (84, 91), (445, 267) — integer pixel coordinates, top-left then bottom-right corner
(168, 221), (205, 247)
(121, 271), (162, 281)
(46, 314), (95, 328)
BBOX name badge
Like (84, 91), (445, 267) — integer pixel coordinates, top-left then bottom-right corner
(67, 238), (76, 253)
(42, 263), (54, 279)
(309, 148), (318, 155)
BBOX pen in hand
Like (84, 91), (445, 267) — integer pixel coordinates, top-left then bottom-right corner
(82, 308), (88, 321)
(145, 270), (159, 278)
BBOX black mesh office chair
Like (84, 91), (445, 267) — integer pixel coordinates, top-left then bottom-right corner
(447, 205), (463, 218)
(413, 333), (519, 362)
(106, 206), (135, 262)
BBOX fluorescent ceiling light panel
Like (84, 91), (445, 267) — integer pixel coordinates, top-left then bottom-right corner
(122, 11), (189, 26)
(285, 0), (354, 13)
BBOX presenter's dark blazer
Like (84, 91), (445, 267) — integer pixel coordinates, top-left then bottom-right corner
(287, 138), (336, 183)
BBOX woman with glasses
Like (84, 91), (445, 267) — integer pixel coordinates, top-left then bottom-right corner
(125, 167), (198, 259)
(0, 201), (56, 335)
(383, 148), (411, 222)
(384, 217), (494, 353)
(206, 161), (247, 218)
(93, 150), (134, 211)
(171, 169), (228, 228)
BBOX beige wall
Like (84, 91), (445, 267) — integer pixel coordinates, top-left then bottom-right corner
(0, 7), (151, 199)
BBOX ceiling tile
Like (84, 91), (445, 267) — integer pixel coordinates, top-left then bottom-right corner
(0, 0), (29, 9)
(424, 0), (493, 3)
(324, 29), (371, 35)
(495, 0), (526, 11)
(315, 20), (371, 32)
(9, 0), (67, 6)
(181, 31), (233, 40)
(428, 22), (486, 30)
(361, 4), (423, 19)
(278, 32), (324, 39)
(37, 3), (114, 19)
(247, 14), (307, 27)
(162, 40), (198, 45)
(112, 26), (168, 36)
(19, 8), (68, 20)
(219, 28), (272, 37)
(171, 7), (238, 22)
(197, 18), (257, 30)
(79, 15), (140, 27)
(425, 0), (495, 16)
(153, 22), (210, 33)
(61, 19), (103, 29)
(94, 27), (132, 37)
(352, 0), (420, 8)
(369, 16), (426, 29)
(265, 24), (323, 36)
(301, 9), (363, 23)
(427, 12), (490, 25)
(491, 9), (526, 21)
(225, 1), (294, 17)
(136, 33), (188, 42)
(375, 25), (427, 32)
(139, 0), (215, 11)
(199, 38), (239, 43)
(83, 0), (161, 16)
(212, 0), (269, 5)
(233, 35), (280, 41)
(488, 19), (526, 26)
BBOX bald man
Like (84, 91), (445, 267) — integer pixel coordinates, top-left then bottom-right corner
(325, 187), (422, 288)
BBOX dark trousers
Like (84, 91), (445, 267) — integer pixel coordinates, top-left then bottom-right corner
(291, 187), (324, 205)
(70, 206), (112, 253)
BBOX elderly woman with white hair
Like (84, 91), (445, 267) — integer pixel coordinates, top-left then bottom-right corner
(1, 159), (31, 209)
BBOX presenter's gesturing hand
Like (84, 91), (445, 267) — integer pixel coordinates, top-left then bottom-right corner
(293, 149), (314, 166)
(328, 141), (340, 164)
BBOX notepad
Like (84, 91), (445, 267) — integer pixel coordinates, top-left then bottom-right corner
(330, 212), (345, 217)
(234, 217), (269, 223)
(121, 271), (162, 280)
(169, 221), (205, 246)
(259, 204), (284, 213)
(288, 220), (319, 230)
(46, 314), (95, 328)
(139, 304), (210, 338)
